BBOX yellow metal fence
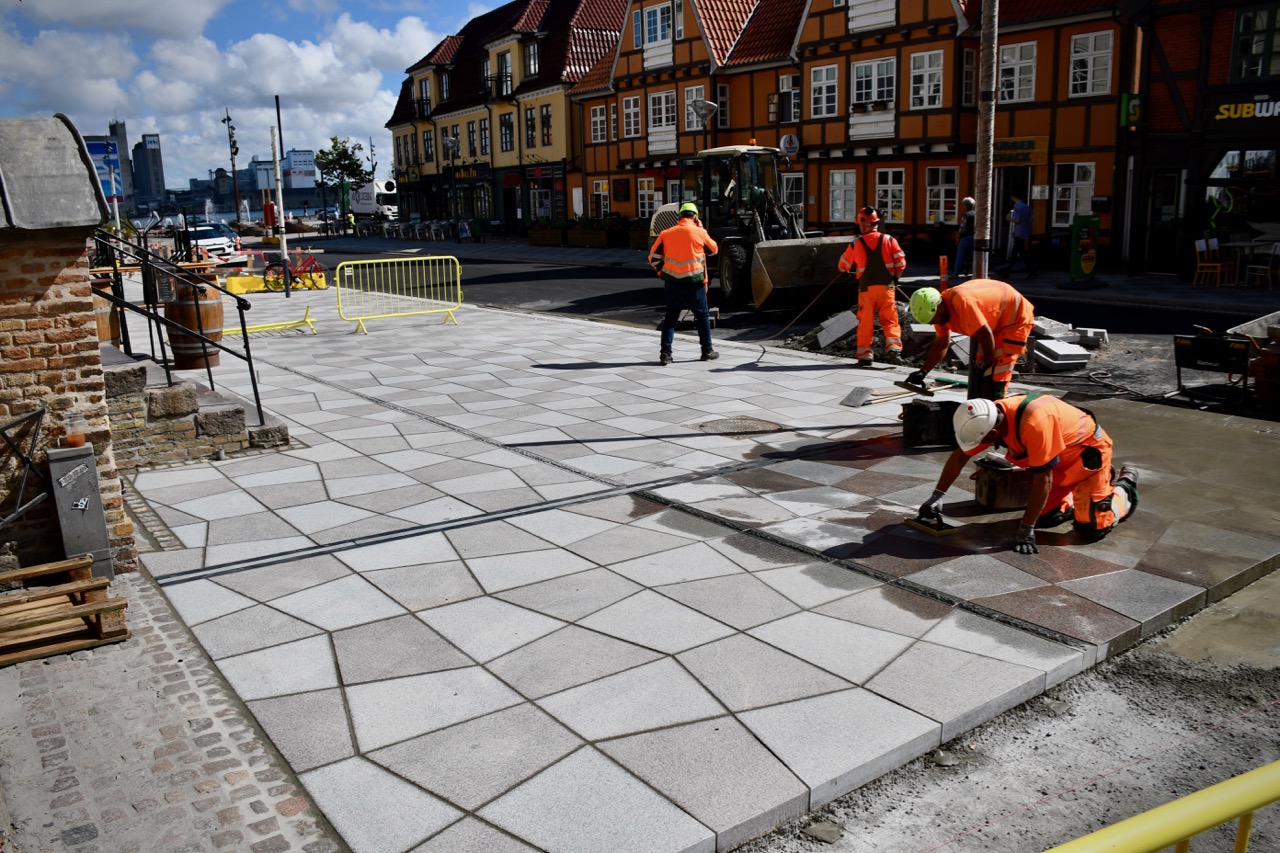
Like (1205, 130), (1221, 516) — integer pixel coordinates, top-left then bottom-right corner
(335, 256), (462, 334)
(1045, 760), (1280, 852)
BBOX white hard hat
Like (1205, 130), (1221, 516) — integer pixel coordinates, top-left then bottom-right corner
(953, 398), (999, 451)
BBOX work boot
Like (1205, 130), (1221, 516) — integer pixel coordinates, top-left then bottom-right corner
(1035, 506), (1073, 529)
(883, 351), (903, 365)
(1116, 465), (1140, 516)
(659, 352), (673, 365)
(857, 358), (873, 367)
(701, 350), (719, 361)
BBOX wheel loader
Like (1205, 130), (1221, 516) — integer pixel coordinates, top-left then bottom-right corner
(648, 145), (850, 308)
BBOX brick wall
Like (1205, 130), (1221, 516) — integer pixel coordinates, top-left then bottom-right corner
(0, 231), (137, 573)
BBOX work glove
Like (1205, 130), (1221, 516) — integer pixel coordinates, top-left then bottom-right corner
(906, 369), (928, 387)
(1013, 522), (1038, 555)
(917, 488), (946, 521)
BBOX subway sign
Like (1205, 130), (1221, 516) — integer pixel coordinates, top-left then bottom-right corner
(1211, 95), (1279, 121)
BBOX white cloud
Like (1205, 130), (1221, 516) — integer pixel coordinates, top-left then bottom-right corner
(0, 0), (234, 40)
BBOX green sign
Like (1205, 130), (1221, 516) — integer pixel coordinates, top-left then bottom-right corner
(1120, 93), (1144, 127)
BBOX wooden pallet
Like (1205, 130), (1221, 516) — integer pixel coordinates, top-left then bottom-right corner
(0, 555), (129, 666)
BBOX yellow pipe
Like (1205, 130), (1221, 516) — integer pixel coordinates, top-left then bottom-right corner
(1044, 761), (1280, 853)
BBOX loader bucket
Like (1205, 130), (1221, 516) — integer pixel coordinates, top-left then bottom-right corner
(751, 236), (850, 309)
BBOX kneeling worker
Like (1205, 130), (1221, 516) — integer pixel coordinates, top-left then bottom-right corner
(650, 202), (719, 364)
(918, 394), (1140, 554)
(906, 279), (1034, 399)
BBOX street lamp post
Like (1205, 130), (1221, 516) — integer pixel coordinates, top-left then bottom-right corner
(442, 134), (460, 243)
(222, 109), (242, 224)
(691, 99), (718, 154)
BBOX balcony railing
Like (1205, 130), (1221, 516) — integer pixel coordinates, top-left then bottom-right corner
(484, 74), (514, 100)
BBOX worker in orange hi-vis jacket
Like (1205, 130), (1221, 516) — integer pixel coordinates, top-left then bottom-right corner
(837, 206), (906, 366)
(918, 394), (1141, 555)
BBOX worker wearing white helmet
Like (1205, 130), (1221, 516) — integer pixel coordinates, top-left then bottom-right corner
(918, 394), (1140, 554)
(906, 279), (1034, 400)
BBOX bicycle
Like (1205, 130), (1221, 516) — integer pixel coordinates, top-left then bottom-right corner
(263, 247), (327, 291)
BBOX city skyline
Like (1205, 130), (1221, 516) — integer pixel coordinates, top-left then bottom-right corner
(0, 0), (489, 187)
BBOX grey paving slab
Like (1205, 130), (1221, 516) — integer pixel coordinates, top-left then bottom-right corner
(162, 578), (256, 625)
(211, 553), (353, 602)
(494, 567), (643, 621)
(1060, 568), (1207, 637)
(132, 466), (227, 490)
(567, 524), (694, 564)
(609, 541), (746, 587)
(478, 747), (715, 853)
(921, 610), (1086, 688)
(217, 634), (339, 701)
(505, 507), (621, 546)
(205, 535), (315, 566)
(659, 573), (802, 630)
(753, 562), (882, 608)
(326, 471), (422, 498)
(371, 704), (583, 810)
(276, 499), (377, 534)
(228, 463), (321, 488)
(465, 549), (600, 593)
(815, 584), (954, 639)
(409, 819), (540, 853)
(906, 552), (1050, 601)
(205, 511), (303, 545)
(335, 532), (459, 571)
(488, 625), (663, 699)
(301, 757), (462, 853)
(418, 596), (567, 662)
(600, 717), (809, 853)
(242, 479), (332, 509)
(334, 614), (474, 683)
(578, 589), (737, 654)
(676, 634), (852, 712)
(864, 641), (1048, 742)
(443, 520), (557, 558)
(709, 533), (812, 572)
(248, 688), (356, 772)
(537, 657), (725, 740)
(171, 489), (267, 520)
(347, 667), (524, 751)
(389, 495), (487, 525)
(191, 603), (324, 659)
(270, 573), (407, 630)
(748, 611), (916, 684)
(739, 688), (940, 808)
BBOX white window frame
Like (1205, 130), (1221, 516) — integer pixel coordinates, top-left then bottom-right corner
(524, 41), (540, 77)
(780, 73), (801, 123)
(610, 102), (618, 140)
(1234, 8), (1280, 80)
(717, 83), (730, 129)
(649, 90), (677, 130)
(497, 51), (512, 95)
(962, 48), (977, 107)
(829, 170), (857, 222)
(1070, 31), (1113, 97)
(592, 179), (610, 217)
(531, 188), (552, 220)
(441, 71), (451, 100)
(910, 50), (943, 109)
(638, 177), (661, 219)
(645, 5), (672, 44)
(590, 106), (608, 143)
(633, 9), (642, 48)
(875, 168), (905, 224)
(1053, 162), (1095, 226)
(852, 57), (895, 105)
(675, 0), (684, 40)
(782, 173), (805, 227)
(684, 85), (706, 131)
(811, 64), (839, 118)
(623, 96), (641, 137)
(999, 42), (1036, 102)
(926, 166), (958, 224)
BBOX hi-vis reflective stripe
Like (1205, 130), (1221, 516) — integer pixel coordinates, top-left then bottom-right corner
(336, 256), (463, 334)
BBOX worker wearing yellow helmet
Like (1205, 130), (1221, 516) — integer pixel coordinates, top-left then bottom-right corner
(649, 202), (719, 364)
(906, 279), (1035, 400)
(917, 395), (1140, 554)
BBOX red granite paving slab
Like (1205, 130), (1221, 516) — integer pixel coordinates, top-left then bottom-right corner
(973, 586), (1141, 656)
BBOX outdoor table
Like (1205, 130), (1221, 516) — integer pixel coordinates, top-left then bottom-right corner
(1218, 240), (1271, 286)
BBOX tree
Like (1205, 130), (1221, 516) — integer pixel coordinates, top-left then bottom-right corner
(315, 136), (373, 192)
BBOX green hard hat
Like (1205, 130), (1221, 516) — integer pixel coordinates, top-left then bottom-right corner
(909, 287), (943, 324)
(678, 202), (699, 217)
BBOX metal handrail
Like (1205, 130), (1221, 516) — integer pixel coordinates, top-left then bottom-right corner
(1044, 760), (1280, 852)
(90, 231), (266, 426)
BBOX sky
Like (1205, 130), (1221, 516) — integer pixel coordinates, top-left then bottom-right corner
(0, 0), (492, 189)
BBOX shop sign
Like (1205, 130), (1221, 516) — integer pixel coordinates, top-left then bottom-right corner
(612, 179), (630, 201)
(503, 173), (523, 187)
(1213, 96), (1280, 121)
(993, 136), (1049, 166)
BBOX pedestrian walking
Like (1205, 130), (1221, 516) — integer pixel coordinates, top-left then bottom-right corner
(836, 206), (906, 366)
(954, 196), (976, 277)
(907, 278), (1035, 400)
(916, 395), (1140, 554)
(649, 202), (719, 364)
(345, 210), (356, 234)
(1002, 191), (1037, 277)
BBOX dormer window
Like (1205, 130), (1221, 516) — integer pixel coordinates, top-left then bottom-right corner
(482, 57), (490, 81)
(525, 41), (540, 77)
(645, 5), (672, 44)
(441, 71), (451, 100)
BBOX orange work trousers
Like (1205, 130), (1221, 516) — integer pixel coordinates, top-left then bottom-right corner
(856, 284), (902, 360)
(1040, 432), (1134, 536)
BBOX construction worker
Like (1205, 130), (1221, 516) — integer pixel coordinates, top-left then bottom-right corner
(837, 206), (905, 365)
(906, 278), (1035, 400)
(650, 202), (719, 364)
(918, 395), (1140, 554)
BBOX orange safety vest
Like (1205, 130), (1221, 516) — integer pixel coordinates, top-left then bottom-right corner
(649, 218), (719, 284)
(983, 393), (1102, 470)
(838, 232), (906, 288)
(938, 279), (1034, 338)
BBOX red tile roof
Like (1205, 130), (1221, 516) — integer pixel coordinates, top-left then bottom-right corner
(569, 46), (617, 95)
(697, 0), (758, 66)
(724, 0), (806, 67)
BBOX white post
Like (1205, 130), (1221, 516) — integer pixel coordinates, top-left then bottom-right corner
(973, 0), (999, 279)
(271, 133), (290, 295)
(108, 162), (121, 232)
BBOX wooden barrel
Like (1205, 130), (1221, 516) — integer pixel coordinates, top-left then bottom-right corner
(164, 280), (224, 368)
(90, 281), (121, 348)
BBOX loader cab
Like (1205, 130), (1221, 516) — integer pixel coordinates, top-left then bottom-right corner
(677, 146), (784, 235)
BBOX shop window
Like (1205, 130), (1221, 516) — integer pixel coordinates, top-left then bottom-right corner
(591, 106), (607, 143)
(926, 166), (957, 224)
(910, 50), (944, 109)
(531, 188), (552, 219)
(876, 168), (905, 223)
(1069, 32), (1112, 96)
(999, 42), (1036, 102)
(830, 170), (857, 222)
(1053, 162), (1095, 227)
(1234, 8), (1280, 79)
(811, 65), (838, 118)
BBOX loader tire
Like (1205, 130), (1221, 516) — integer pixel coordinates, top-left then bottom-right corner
(718, 244), (751, 307)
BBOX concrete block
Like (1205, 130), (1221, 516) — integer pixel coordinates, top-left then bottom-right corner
(1077, 328), (1109, 350)
(146, 383), (198, 418)
(1033, 316), (1075, 339)
(949, 335), (972, 365)
(195, 405), (245, 437)
(1034, 339), (1091, 371)
(102, 362), (146, 398)
(817, 311), (859, 349)
(906, 323), (936, 344)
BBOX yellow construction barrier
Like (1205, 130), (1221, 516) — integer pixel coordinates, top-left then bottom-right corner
(335, 256), (462, 334)
(1045, 760), (1280, 852)
(222, 306), (317, 336)
(224, 272), (327, 294)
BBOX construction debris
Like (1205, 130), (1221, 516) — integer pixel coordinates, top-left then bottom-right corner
(816, 310), (859, 349)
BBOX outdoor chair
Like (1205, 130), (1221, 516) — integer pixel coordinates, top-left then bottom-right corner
(1244, 242), (1279, 289)
(1192, 238), (1226, 287)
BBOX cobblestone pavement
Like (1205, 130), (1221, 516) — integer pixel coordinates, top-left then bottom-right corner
(0, 569), (347, 853)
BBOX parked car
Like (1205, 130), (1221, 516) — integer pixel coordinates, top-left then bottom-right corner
(186, 225), (247, 266)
